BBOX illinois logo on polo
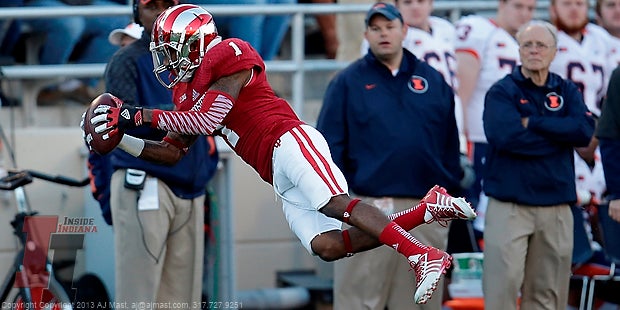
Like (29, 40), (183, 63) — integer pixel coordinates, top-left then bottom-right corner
(408, 75), (429, 93)
(545, 92), (564, 111)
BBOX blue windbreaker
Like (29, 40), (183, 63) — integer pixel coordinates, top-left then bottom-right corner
(317, 49), (462, 198)
(482, 67), (595, 206)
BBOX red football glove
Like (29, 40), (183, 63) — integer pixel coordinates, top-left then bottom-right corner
(91, 104), (143, 140)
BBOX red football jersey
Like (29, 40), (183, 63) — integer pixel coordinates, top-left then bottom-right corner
(172, 38), (304, 183)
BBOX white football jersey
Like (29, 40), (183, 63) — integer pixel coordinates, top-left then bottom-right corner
(550, 23), (611, 117)
(587, 23), (620, 73)
(574, 148), (606, 203)
(454, 15), (520, 143)
(402, 16), (459, 90)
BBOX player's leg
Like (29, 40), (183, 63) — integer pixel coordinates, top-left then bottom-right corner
(273, 124), (392, 256)
(317, 195), (452, 304)
(273, 125), (367, 259)
(274, 124), (472, 245)
(278, 189), (415, 261)
(389, 185), (476, 230)
(273, 125), (452, 303)
(278, 188), (446, 305)
(316, 186), (475, 256)
(392, 207), (450, 309)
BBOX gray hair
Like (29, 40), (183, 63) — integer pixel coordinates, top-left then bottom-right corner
(516, 20), (558, 46)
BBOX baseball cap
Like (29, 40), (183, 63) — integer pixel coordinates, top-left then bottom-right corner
(108, 23), (144, 46)
(365, 2), (404, 26)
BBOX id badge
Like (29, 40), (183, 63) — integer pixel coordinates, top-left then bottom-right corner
(138, 178), (159, 211)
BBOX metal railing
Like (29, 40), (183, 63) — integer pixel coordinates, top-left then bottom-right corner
(0, 2), (553, 126)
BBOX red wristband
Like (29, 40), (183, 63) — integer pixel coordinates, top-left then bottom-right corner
(343, 198), (361, 224)
(163, 136), (188, 154)
(342, 230), (354, 256)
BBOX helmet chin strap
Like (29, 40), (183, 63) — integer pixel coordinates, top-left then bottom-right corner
(206, 36), (222, 52)
(179, 70), (194, 83)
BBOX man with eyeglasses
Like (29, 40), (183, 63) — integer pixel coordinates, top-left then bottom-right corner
(481, 20), (595, 310)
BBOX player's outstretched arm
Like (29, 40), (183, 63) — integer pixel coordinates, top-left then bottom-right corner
(118, 132), (197, 165)
(90, 69), (252, 137)
(140, 68), (251, 124)
(87, 69), (252, 158)
(147, 69), (253, 135)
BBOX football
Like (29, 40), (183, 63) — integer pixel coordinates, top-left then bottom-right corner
(82, 93), (124, 155)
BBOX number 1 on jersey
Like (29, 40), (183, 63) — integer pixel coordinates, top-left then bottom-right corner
(229, 42), (242, 56)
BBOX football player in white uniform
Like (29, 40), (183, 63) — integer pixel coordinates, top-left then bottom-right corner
(596, 0), (620, 66)
(454, 0), (536, 216)
(549, 0), (612, 117)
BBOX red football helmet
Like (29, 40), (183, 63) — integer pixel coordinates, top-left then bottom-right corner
(150, 4), (219, 88)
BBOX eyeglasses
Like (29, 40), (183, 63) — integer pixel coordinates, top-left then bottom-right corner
(520, 41), (555, 51)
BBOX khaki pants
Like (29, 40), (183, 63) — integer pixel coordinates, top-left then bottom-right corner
(483, 197), (573, 310)
(111, 170), (204, 306)
(333, 197), (449, 310)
